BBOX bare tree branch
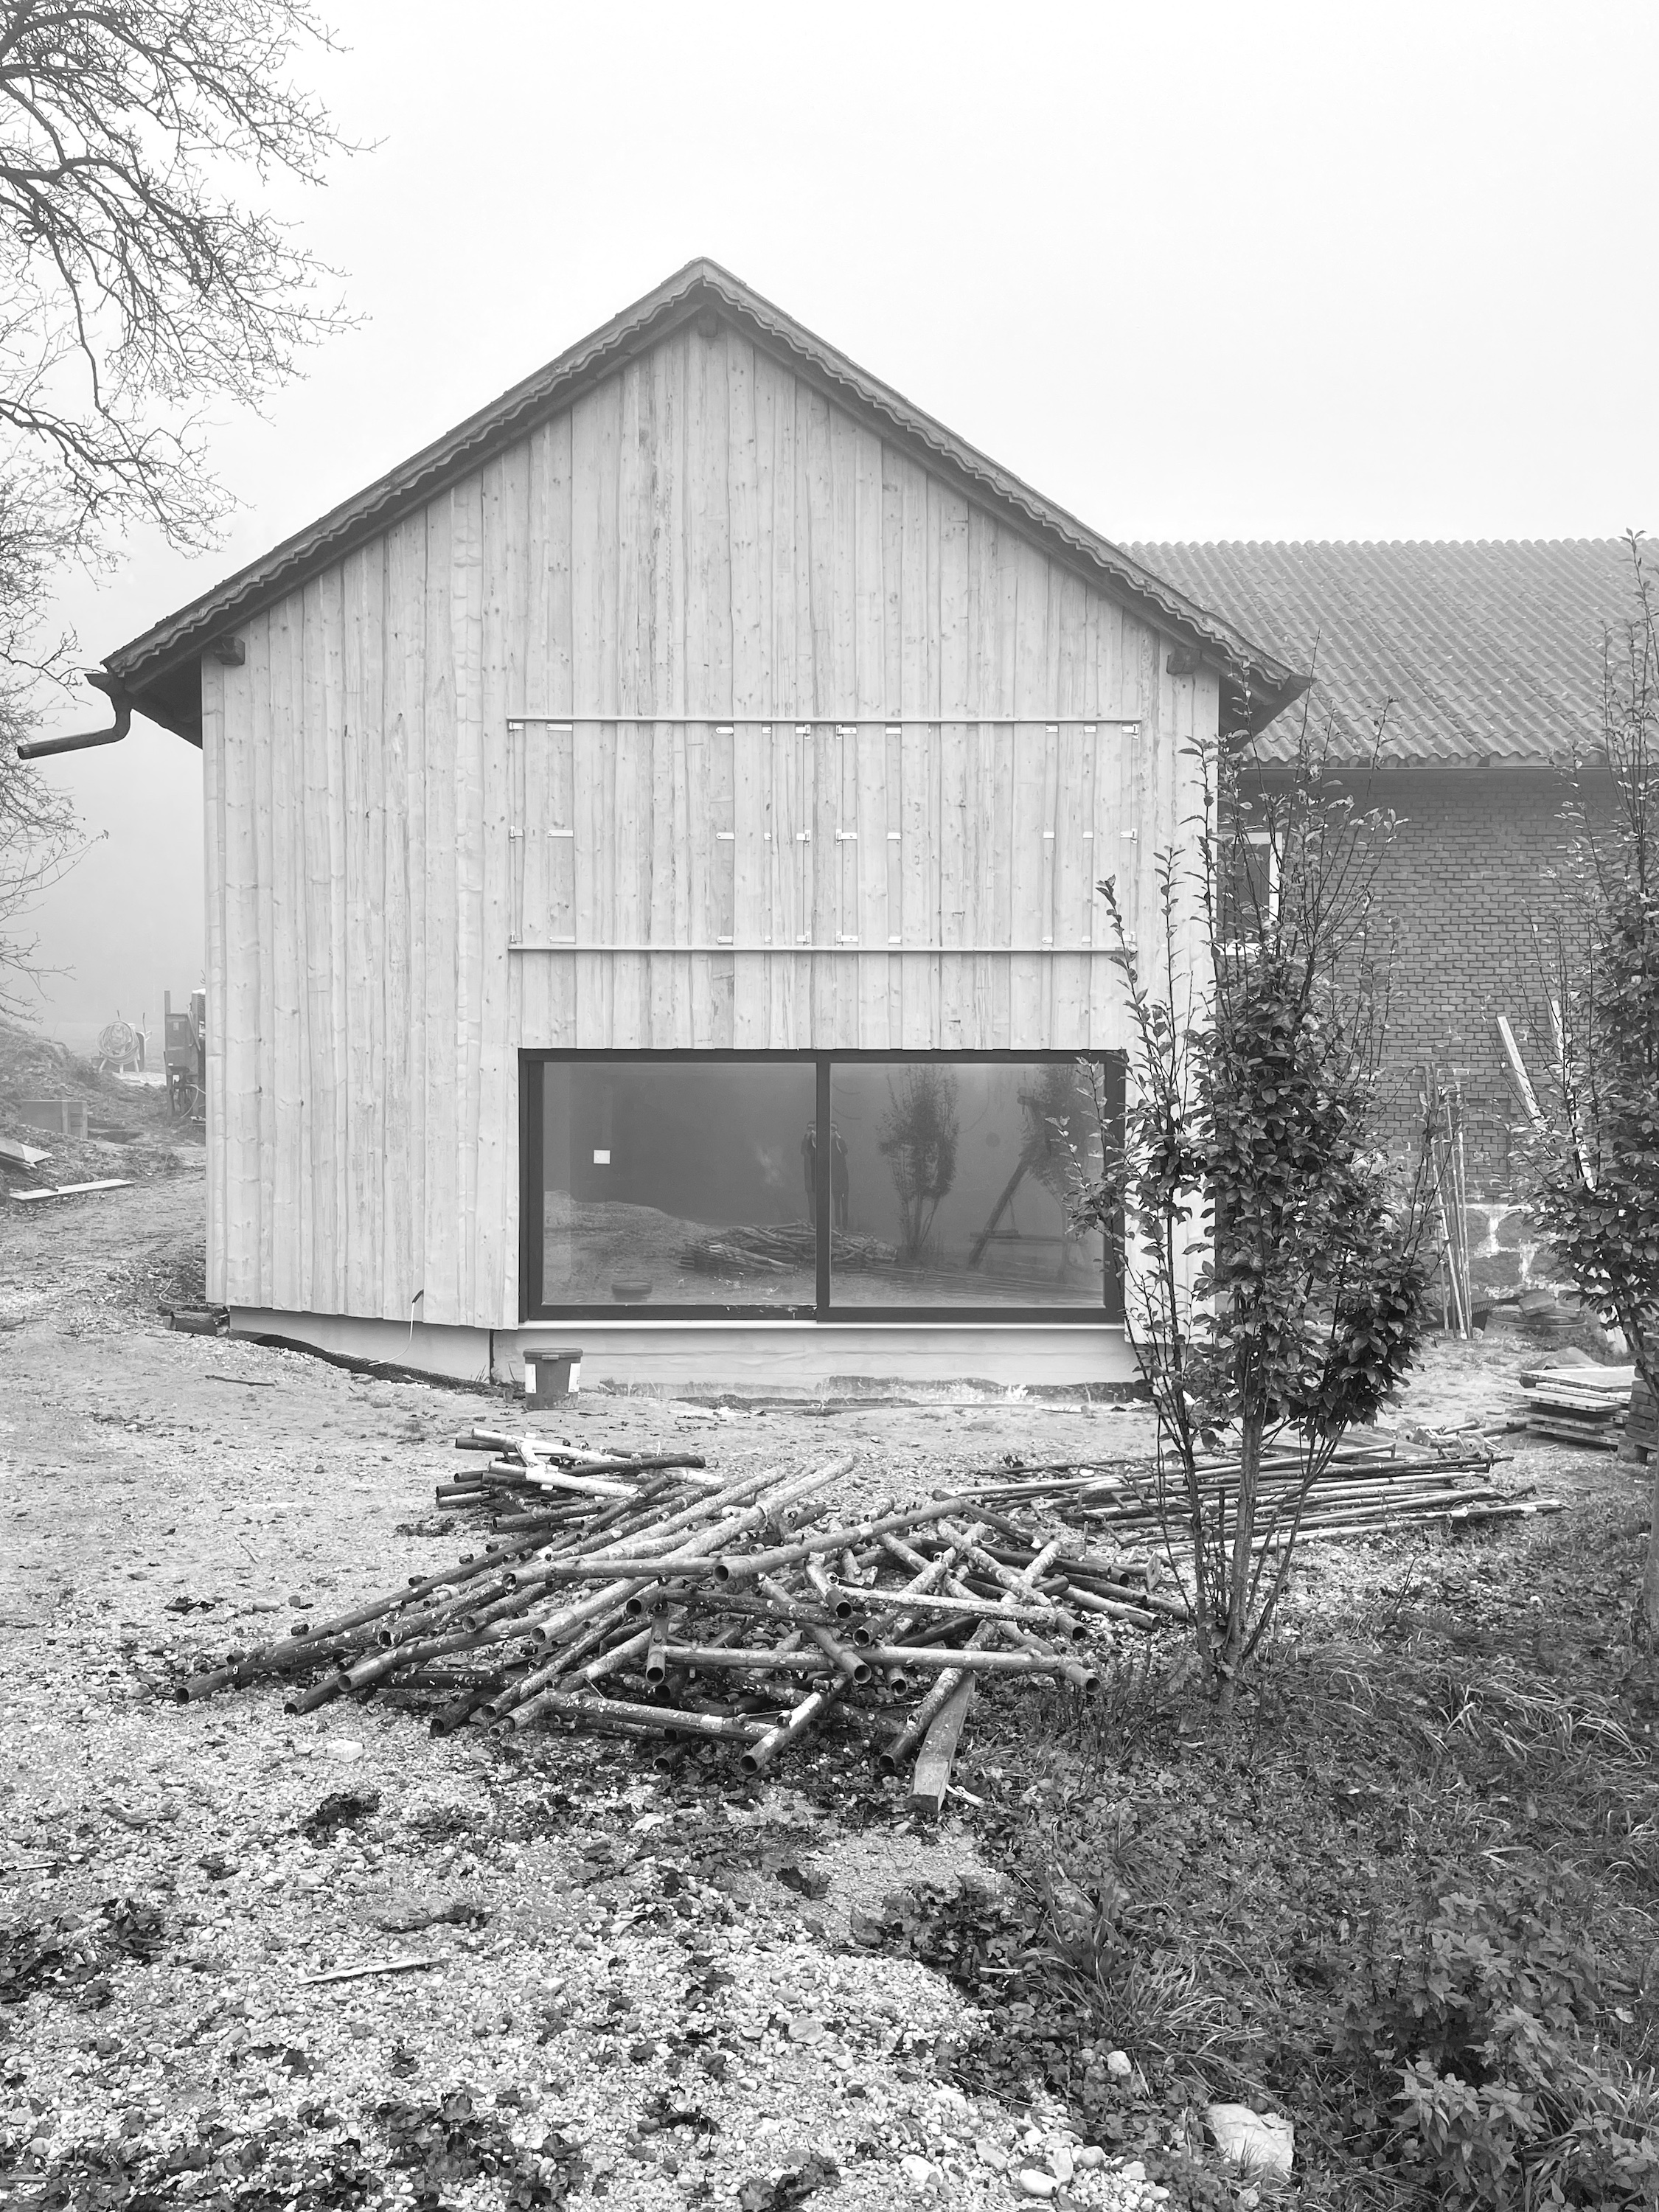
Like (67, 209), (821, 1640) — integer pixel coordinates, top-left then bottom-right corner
(0, 0), (353, 1002)
(0, 0), (358, 554)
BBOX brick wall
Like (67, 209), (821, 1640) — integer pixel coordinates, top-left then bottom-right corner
(1370, 768), (1577, 1197)
(1245, 765), (1603, 1200)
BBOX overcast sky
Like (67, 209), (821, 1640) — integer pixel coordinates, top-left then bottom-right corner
(23, 0), (1659, 1042)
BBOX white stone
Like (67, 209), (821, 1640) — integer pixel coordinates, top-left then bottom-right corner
(975, 2139), (1008, 2171)
(1105, 2048), (1133, 2078)
(1048, 2143), (1074, 2183)
(1017, 2172), (1057, 2199)
(1074, 2146), (1107, 2168)
(900, 2154), (936, 2189)
(1117, 2160), (1147, 2183)
(1206, 2104), (1294, 2180)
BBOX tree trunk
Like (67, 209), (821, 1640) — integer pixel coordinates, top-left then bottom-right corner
(1618, 1317), (1659, 1649)
(1215, 1411), (1263, 1711)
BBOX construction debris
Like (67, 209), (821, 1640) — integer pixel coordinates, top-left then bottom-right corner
(1520, 1360), (1634, 1449)
(968, 1431), (1558, 1546)
(173, 1422), (1560, 1809)
(178, 1441), (1197, 1809)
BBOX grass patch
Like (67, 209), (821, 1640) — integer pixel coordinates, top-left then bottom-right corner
(878, 1490), (1659, 2207)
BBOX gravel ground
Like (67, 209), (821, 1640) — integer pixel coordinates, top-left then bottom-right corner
(0, 1163), (1644, 2210)
(0, 1167), (1175, 2211)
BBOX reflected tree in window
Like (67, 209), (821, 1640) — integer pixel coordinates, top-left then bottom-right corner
(877, 1066), (960, 1264)
(967, 1062), (1096, 1280)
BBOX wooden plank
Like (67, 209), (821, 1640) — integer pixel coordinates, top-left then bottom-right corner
(1009, 540), (1051, 1050)
(422, 496), (460, 1321)
(1098, 602), (1135, 1047)
(451, 471), (487, 1319)
(988, 538), (1017, 1057)
(936, 485), (970, 1049)
(728, 332), (766, 1047)
(500, 438), (532, 1326)
(686, 322), (730, 1046)
(340, 546), (374, 1315)
(616, 355), (652, 1043)
(380, 517), (415, 1320)
(537, 410), (576, 1050)
(645, 335), (684, 1047)
(318, 564), (350, 1309)
(1496, 1015), (1545, 1130)
(852, 419), (884, 1047)
(299, 577), (336, 1308)
(757, 352), (793, 1043)
(897, 456), (932, 1048)
(222, 642), (259, 1302)
(9, 1179), (133, 1203)
(288, 587), (314, 1311)
(220, 626), (260, 1304)
(804, 389), (835, 1041)
(1051, 573), (1089, 1051)
(570, 377), (617, 1053)
(710, 720), (736, 1046)
(266, 591), (305, 1312)
(201, 652), (229, 1300)
(909, 1674), (975, 1814)
(363, 544), (389, 1314)
(478, 450), (518, 1324)
(247, 609), (276, 1305)
(399, 518), (430, 1317)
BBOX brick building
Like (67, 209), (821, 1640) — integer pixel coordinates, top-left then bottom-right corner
(1135, 539), (1644, 1301)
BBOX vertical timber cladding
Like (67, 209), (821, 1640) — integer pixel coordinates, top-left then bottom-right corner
(199, 319), (1215, 1330)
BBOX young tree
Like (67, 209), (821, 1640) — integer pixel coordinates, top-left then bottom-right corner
(1523, 535), (1659, 1646)
(0, 0), (354, 984)
(1074, 718), (1439, 1708)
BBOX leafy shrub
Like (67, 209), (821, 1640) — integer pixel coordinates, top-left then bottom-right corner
(1344, 1887), (1659, 2207)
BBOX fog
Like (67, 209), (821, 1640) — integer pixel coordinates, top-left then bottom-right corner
(19, 0), (1659, 1045)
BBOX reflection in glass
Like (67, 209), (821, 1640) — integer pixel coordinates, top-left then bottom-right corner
(541, 1061), (817, 1308)
(827, 1060), (1106, 1307)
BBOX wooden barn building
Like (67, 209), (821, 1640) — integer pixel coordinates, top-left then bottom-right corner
(85, 262), (1302, 1388)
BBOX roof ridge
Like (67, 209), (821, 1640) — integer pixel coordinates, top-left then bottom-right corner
(105, 260), (1302, 738)
(1133, 535), (1643, 553)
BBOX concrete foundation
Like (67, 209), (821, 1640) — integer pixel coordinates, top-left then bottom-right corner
(227, 1308), (1136, 1394)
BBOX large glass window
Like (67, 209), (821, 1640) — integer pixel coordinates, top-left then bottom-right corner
(827, 1061), (1107, 1310)
(523, 1054), (1119, 1319)
(538, 1060), (818, 1311)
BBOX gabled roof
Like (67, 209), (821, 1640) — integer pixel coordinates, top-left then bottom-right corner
(1132, 538), (1645, 768)
(105, 258), (1304, 744)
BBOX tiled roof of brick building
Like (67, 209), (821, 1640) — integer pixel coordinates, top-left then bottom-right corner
(1132, 538), (1648, 766)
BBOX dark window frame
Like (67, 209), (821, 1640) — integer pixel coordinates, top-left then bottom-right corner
(519, 1049), (1125, 1326)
